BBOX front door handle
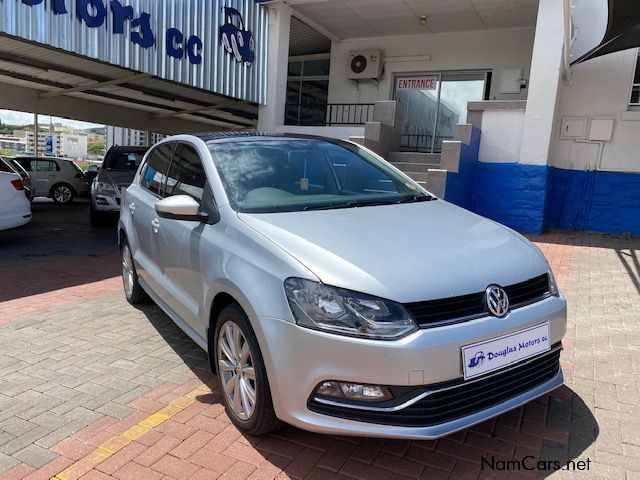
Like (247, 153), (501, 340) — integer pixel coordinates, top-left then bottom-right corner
(151, 218), (160, 234)
(129, 203), (136, 215)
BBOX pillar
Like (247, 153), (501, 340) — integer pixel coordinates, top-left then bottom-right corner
(257, 3), (292, 132)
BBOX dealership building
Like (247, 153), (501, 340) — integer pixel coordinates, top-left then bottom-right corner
(0, 0), (638, 235)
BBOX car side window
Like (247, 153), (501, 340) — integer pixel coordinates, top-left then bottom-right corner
(0, 159), (13, 173)
(165, 144), (207, 202)
(33, 160), (59, 172)
(16, 159), (32, 171)
(140, 143), (175, 197)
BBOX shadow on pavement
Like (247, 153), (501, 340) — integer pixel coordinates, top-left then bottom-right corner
(0, 201), (120, 302)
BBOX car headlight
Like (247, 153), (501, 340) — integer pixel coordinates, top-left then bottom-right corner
(548, 268), (560, 297)
(284, 278), (418, 340)
(94, 181), (115, 194)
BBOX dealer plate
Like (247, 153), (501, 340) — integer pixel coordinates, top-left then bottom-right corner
(462, 323), (550, 380)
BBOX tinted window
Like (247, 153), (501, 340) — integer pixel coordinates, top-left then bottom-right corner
(140, 144), (174, 196)
(104, 150), (146, 170)
(33, 160), (59, 172)
(15, 158), (32, 171)
(165, 144), (207, 201)
(210, 140), (429, 213)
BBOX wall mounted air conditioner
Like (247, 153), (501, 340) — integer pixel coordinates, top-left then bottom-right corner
(348, 50), (384, 80)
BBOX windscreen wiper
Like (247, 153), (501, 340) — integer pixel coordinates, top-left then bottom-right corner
(395, 194), (437, 204)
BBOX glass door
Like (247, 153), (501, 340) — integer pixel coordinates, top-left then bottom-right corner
(394, 72), (488, 153)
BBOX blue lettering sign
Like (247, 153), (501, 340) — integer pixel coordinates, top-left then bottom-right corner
(131, 12), (155, 48)
(52, 0), (67, 14)
(166, 28), (184, 59)
(77, 0), (107, 28)
(187, 35), (203, 65)
(110, 0), (134, 35)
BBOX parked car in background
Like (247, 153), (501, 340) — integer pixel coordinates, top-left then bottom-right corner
(90, 146), (149, 226)
(0, 168), (31, 231)
(118, 133), (567, 439)
(0, 157), (32, 200)
(14, 157), (88, 204)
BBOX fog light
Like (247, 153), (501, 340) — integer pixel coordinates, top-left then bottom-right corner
(95, 197), (108, 205)
(315, 381), (392, 402)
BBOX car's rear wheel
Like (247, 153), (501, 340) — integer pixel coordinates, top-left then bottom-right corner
(121, 239), (147, 304)
(214, 304), (279, 435)
(51, 183), (75, 204)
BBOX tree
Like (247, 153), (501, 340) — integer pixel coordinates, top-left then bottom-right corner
(88, 142), (106, 155)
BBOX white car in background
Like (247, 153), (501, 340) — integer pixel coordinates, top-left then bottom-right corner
(14, 156), (88, 204)
(0, 169), (31, 231)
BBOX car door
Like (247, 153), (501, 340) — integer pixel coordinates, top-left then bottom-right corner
(127, 142), (176, 298)
(32, 159), (59, 197)
(154, 143), (212, 338)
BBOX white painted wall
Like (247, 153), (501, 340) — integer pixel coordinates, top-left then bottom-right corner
(549, 49), (640, 173)
(478, 110), (525, 163)
(328, 29), (535, 105)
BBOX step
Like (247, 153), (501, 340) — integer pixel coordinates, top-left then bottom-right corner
(401, 171), (429, 183)
(390, 162), (440, 174)
(387, 151), (441, 164)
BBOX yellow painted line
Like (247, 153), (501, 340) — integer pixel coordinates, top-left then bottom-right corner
(50, 383), (211, 480)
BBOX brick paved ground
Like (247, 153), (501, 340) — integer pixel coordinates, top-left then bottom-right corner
(0, 203), (638, 480)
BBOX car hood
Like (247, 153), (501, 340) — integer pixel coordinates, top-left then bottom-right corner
(238, 201), (549, 303)
(97, 169), (136, 187)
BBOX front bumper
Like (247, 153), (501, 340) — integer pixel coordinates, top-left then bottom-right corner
(91, 192), (121, 213)
(257, 295), (566, 439)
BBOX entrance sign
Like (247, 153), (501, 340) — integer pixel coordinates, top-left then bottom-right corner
(396, 76), (438, 91)
(1, 0), (268, 104)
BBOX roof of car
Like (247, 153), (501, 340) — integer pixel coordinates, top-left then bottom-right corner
(107, 146), (149, 151)
(194, 132), (350, 145)
(14, 156), (74, 162)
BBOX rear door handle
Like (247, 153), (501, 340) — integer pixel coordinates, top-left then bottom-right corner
(128, 203), (136, 215)
(151, 218), (160, 234)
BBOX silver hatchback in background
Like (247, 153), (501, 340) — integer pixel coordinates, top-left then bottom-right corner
(118, 133), (566, 439)
(90, 146), (148, 226)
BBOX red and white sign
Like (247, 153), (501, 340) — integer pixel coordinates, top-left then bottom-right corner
(396, 76), (438, 91)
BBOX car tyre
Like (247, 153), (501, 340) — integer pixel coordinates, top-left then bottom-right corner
(51, 183), (75, 205)
(121, 238), (148, 304)
(214, 304), (280, 435)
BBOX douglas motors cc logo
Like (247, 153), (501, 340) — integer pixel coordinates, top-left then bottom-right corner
(220, 7), (255, 65)
(468, 351), (486, 368)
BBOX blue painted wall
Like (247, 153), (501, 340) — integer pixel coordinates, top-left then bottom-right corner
(470, 162), (549, 234)
(547, 167), (640, 236)
(444, 127), (481, 209)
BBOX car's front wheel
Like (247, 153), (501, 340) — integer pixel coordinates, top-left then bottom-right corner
(121, 239), (148, 304)
(214, 304), (279, 435)
(51, 183), (75, 204)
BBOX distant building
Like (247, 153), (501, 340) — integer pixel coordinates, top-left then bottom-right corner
(0, 135), (27, 153)
(106, 127), (165, 149)
(12, 127), (88, 158)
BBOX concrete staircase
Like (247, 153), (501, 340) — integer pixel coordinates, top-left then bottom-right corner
(349, 100), (474, 198)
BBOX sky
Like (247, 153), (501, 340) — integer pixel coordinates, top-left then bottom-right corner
(0, 109), (104, 130)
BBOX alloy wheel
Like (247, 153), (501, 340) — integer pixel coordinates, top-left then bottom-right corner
(122, 245), (135, 299)
(53, 185), (73, 203)
(217, 321), (257, 421)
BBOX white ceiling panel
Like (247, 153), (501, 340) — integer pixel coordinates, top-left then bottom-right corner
(291, 0), (538, 39)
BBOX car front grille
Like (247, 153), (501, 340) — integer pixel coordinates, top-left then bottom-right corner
(405, 274), (551, 328)
(309, 344), (561, 428)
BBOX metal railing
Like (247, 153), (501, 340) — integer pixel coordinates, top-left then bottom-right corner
(399, 126), (453, 154)
(285, 103), (375, 127)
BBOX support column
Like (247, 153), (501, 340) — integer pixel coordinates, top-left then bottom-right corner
(470, 0), (565, 234)
(257, 3), (292, 132)
(519, 0), (565, 166)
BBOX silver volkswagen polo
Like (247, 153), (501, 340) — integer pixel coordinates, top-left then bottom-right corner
(118, 133), (566, 439)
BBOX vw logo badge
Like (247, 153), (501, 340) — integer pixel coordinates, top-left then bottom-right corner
(485, 285), (509, 317)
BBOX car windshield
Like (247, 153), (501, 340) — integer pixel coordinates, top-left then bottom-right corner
(103, 151), (145, 170)
(209, 139), (434, 213)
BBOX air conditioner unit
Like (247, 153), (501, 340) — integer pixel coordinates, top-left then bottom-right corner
(348, 50), (384, 80)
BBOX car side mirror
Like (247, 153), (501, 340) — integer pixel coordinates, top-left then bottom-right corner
(155, 195), (208, 222)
